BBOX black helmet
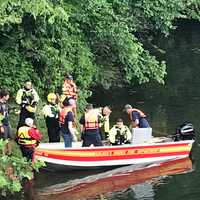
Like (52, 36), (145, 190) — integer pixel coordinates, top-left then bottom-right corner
(65, 74), (73, 80)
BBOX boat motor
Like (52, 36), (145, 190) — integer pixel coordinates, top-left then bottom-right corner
(174, 122), (195, 141)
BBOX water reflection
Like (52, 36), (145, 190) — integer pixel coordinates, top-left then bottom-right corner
(33, 157), (192, 200)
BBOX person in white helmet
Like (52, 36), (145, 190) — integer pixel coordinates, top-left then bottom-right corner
(17, 118), (42, 161)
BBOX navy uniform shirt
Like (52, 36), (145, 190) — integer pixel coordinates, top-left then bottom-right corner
(60, 111), (74, 134)
(132, 111), (150, 128)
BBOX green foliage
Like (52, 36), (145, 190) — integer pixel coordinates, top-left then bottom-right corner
(0, 0), (199, 102)
(0, 139), (45, 194)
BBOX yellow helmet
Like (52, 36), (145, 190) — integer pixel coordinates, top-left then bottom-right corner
(47, 93), (57, 103)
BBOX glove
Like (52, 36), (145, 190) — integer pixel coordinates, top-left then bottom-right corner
(21, 100), (29, 105)
(0, 126), (4, 134)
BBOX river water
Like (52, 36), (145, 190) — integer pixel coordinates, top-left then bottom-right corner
(4, 21), (200, 200)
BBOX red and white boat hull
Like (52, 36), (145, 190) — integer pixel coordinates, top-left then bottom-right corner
(34, 140), (194, 169)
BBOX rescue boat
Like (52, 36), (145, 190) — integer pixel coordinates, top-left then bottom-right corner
(34, 139), (194, 169)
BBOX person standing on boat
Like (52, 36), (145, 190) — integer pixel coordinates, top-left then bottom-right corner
(124, 104), (150, 128)
(42, 93), (60, 143)
(94, 106), (112, 139)
(108, 118), (132, 145)
(16, 81), (39, 129)
(59, 98), (77, 147)
(17, 118), (42, 161)
(80, 104), (103, 147)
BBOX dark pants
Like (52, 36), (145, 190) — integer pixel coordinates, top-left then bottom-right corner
(45, 118), (60, 143)
(17, 107), (35, 130)
(82, 131), (103, 147)
(20, 145), (35, 161)
(0, 125), (12, 139)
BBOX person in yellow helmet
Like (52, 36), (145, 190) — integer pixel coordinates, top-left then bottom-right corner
(42, 93), (60, 142)
(16, 81), (39, 129)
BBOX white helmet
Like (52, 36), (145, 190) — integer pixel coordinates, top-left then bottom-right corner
(25, 118), (34, 127)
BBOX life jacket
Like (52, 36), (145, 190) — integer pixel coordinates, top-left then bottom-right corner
(22, 89), (34, 104)
(59, 107), (72, 125)
(84, 110), (99, 130)
(62, 81), (77, 99)
(17, 126), (37, 145)
(129, 108), (146, 121)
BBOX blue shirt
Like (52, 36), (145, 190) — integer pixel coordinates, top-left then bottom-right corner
(60, 111), (74, 134)
(132, 111), (150, 128)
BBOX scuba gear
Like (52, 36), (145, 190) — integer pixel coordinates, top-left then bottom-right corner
(115, 129), (126, 145)
(174, 122), (195, 141)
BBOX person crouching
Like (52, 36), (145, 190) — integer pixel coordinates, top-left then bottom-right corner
(17, 118), (42, 161)
(108, 118), (132, 145)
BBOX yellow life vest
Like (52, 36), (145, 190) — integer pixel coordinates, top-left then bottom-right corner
(17, 126), (37, 145)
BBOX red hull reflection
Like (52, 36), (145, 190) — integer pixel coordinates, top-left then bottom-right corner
(36, 157), (192, 200)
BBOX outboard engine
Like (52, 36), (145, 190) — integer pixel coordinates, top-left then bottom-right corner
(174, 122), (195, 141)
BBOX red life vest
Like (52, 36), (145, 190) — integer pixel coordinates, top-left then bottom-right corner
(62, 81), (77, 99)
(59, 107), (72, 124)
(84, 110), (99, 130)
(129, 108), (146, 121)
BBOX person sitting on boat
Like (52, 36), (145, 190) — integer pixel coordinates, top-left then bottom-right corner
(42, 93), (60, 143)
(80, 104), (103, 147)
(108, 118), (132, 145)
(124, 104), (150, 128)
(94, 106), (112, 139)
(59, 98), (77, 147)
(17, 118), (42, 161)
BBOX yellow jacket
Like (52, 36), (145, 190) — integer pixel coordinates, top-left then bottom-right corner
(94, 108), (110, 133)
(108, 125), (132, 144)
(16, 88), (39, 105)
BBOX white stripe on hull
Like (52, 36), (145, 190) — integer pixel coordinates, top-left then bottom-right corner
(35, 154), (188, 168)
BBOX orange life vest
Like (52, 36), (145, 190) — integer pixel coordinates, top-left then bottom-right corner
(129, 108), (146, 121)
(62, 81), (77, 99)
(84, 110), (99, 130)
(59, 107), (72, 124)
